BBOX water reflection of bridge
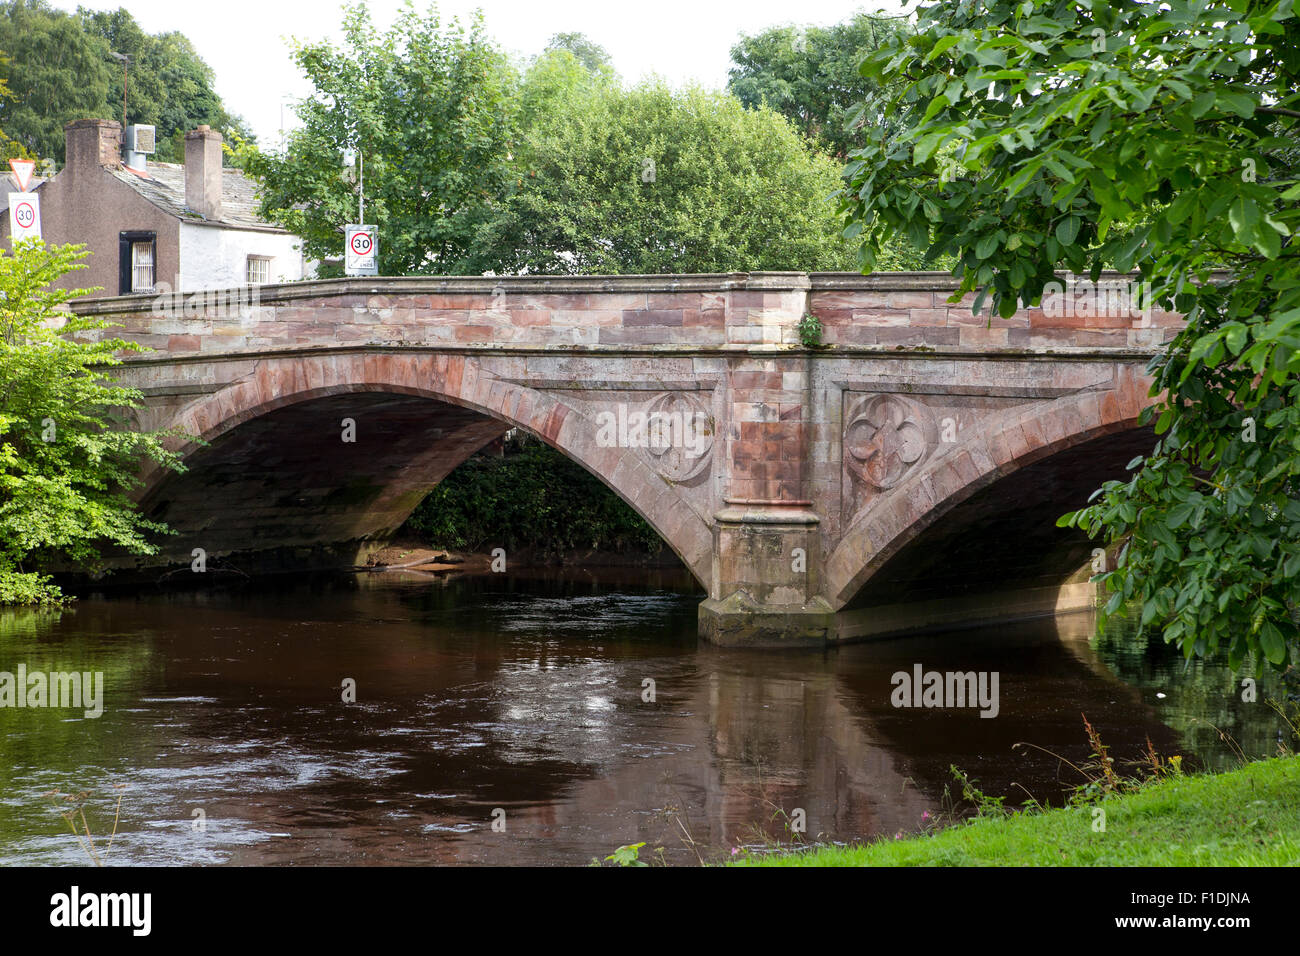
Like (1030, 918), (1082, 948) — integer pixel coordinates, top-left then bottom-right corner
(13, 579), (1189, 865)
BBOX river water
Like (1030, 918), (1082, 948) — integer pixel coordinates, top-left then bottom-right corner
(0, 570), (1290, 866)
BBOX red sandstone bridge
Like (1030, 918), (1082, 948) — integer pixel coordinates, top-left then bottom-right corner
(73, 271), (1179, 646)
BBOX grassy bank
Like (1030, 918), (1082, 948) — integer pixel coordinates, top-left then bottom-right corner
(736, 756), (1300, 866)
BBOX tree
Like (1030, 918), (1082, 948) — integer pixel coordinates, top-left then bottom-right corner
(0, 1), (250, 165)
(728, 13), (909, 159)
(0, 241), (182, 604)
(498, 62), (857, 274)
(237, 6), (906, 277)
(839, 0), (1300, 669)
(406, 433), (662, 555)
(543, 31), (613, 75)
(234, 1), (519, 277)
(0, 0), (113, 162)
(78, 7), (254, 164)
(0, 49), (34, 162)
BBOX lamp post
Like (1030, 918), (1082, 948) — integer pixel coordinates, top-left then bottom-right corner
(342, 146), (363, 224)
(108, 51), (129, 128)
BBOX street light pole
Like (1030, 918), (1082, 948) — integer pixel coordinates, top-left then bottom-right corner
(341, 145), (362, 223)
(108, 51), (130, 128)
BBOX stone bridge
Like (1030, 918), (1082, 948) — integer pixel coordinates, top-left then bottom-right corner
(72, 272), (1178, 646)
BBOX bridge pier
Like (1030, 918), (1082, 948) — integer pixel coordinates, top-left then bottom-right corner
(692, 277), (841, 645)
(699, 505), (835, 646)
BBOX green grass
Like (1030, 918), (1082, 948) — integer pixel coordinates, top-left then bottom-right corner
(735, 755), (1300, 866)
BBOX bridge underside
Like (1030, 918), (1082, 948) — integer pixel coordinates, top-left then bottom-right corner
(119, 377), (1154, 645)
(835, 427), (1155, 641)
(137, 393), (506, 573)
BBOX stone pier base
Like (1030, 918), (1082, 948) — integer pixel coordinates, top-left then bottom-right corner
(699, 566), (1100, 647)
(701, 505), (832, 646)
(698, 593), (837, 647)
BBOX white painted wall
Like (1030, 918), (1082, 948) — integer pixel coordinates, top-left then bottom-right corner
(178, 223), (308, 291)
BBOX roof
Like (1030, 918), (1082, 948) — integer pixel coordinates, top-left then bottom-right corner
(109, 161), (287, 232)
(0, 178), (46, 212)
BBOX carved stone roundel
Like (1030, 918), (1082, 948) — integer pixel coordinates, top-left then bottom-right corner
(845, 395), (927, 490)
(643, 391), (713, 483)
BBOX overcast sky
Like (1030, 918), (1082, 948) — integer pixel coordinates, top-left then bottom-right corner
(57, 0), (910, 145)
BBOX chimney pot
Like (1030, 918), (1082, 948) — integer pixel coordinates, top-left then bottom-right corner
(185, 126), (223, 220)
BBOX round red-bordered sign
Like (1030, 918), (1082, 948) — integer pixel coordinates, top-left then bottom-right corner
(349, 231), (373, 256)
(13, 201), (35, 229)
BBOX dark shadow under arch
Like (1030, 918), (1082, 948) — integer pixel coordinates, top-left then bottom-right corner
(842, 426), (1156, 611)
(136, 389), (689, 579)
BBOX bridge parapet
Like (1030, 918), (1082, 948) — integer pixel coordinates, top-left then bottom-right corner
(74, 272), (810, 353)
(73, 271), (1182, 356)
(809, 272), (1182, 351)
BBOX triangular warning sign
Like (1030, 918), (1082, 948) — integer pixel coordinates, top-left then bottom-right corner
(9, 159), (36, 192)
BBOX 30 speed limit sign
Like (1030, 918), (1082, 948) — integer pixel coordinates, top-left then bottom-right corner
(345, 224), (378, 276)
(8, 192), (41, 242)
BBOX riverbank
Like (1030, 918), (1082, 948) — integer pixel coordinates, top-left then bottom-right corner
(735, 755), (1300, 866)
(365, 538), (684, 574)
(364, 541), (486, 573)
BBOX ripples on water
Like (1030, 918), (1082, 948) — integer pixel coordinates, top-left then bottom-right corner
(0, 570), (1289, 866)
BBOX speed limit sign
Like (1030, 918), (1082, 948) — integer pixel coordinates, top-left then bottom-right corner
(345, 224), (377, 276)
(8, 192), (41, 242)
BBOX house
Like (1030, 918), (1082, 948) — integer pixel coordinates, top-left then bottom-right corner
(2, 119), (307, 297)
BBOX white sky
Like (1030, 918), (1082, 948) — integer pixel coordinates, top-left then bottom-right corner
(55, 0), (911, 146)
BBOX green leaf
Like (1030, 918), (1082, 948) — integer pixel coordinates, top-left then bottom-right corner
(1252, 218), (1282, 259)
(1055, 215), (1081, 245)
(1258, 621), (1287, 665)
(1224, 324), (1249, 354)
(926, 34), (961, 62)
(1217, 91), (1257, 118)
(1166, 501), (1196, 528)
(1188, 90), (1217, 118)
(1228, 197), (1260, 244)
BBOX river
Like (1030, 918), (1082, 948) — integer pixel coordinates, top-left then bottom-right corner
(0, 569), (1289, 866)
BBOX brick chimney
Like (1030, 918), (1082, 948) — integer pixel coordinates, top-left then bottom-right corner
(64, 119), (122, 175)
(185, 125), (223, 220)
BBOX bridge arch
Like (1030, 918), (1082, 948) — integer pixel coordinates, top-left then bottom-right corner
(825, 363), (1154, 614)
(136, 351), (713, 585)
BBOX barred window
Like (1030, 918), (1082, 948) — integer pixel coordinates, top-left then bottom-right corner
(118, 231), (157, 295)
(131, 241), (155, 293)
(247, 256), (271, 285)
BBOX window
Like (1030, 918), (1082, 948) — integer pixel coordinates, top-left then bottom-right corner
(118, 231), (156, 295)
(247, 255), (272, 285)
(131, 242), (155, 292)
